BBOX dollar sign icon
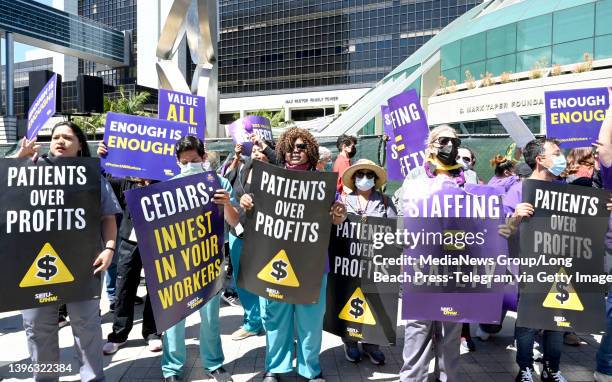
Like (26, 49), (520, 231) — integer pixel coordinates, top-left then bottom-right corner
(36, 254), (58, 281)
(349, 297), (365, 319)
(270, 259), (288, 281)
(556, 281), (570, 304)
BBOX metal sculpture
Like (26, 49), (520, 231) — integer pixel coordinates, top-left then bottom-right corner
(156, 0), (220, 137)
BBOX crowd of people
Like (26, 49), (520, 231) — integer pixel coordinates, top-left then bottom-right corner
(7, 100), (612, 382)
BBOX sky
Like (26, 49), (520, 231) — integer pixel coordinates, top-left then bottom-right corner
(1, 0), (55, 64)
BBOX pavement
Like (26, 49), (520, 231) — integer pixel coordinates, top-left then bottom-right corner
(0, 282), (604, 382)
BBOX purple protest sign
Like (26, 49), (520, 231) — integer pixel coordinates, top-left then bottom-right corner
(124, 172), (226, 332)
(158, 89), (206, 138)
(381, 106), (404, 182)
(101, 112), (191, 181)
(386, 90), (428, 177)
(545, 87), (609, 148)
(227, 116), (273, 156)
(401, 181), (507, 323)
(27, 73), (57, 140)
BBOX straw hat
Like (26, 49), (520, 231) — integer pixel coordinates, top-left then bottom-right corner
(342, 159), (387, 191)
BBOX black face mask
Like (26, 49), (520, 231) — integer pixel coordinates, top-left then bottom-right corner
(436, 145), (458, 166)
(347, 147), (357, 158)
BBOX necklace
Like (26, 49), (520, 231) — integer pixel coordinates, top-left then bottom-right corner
(345, 194), (372, 223)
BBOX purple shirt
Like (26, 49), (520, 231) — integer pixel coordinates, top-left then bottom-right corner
(503, 180), (522, 216)
(488, 175), (519, 192)
(601, 162), (612, 190)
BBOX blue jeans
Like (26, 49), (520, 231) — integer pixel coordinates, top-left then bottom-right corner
(515, 326), (563, 370)
(597, 294), (612, 375)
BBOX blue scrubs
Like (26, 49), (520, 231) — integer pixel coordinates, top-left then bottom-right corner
(229, 232), (263, 333)
(260, 276), (327, 379)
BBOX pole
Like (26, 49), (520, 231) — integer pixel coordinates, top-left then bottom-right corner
(5, 32), (14, 116)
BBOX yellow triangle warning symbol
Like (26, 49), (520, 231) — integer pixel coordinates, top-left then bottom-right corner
(339, 287), (376, 325)
(257, 250), (300, 287)
(542, 268), (584, 311)
(19, 243), (75, 288)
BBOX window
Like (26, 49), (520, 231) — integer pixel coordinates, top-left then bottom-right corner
(552, 38), (593, 65)
(461, 32), (486, 64)
(517, 14), (552, 51)
(553, 4), (594, 44)
(487, 24), (516, 59)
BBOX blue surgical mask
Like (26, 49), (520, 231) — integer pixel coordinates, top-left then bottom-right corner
(355, 176), (375, 191)
(546, 154), (567, 177)
(179, 162), (205, 175)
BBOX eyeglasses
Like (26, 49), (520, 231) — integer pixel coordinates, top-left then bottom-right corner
(291, 143), (308, 152)
(436, 137), (461, 147)
(458, 156), (472, 163)
(355, 171), (376, 179)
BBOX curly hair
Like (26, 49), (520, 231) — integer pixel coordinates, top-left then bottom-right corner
(275, 127), (320, 169)
(490, 154), (515, 177)
(565, 147), (595, 175)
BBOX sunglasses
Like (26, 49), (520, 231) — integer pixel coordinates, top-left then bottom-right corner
(291, 143), (308, 152)
(436, 137), (461, 147)
(458, 156), (472, 163)
(355, 171), (376, 179)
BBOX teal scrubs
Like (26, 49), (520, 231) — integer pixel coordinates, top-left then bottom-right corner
(161, 172), (236, 378)
(229, 232), (263, 333)
(260, 275), (327, 379)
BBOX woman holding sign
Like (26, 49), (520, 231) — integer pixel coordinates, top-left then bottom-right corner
(339, 159), (397, 364)
(16, 121), (122, 382)
(398, 125), (464, 382)
(240, 127), (347, 382)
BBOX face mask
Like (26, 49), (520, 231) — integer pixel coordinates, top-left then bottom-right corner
(355, 176), (375, 191)
(347, 147), (357, 159)
(436, 145), (458, 166)
(457, 158), (470, 171)
(545, 154), (567, 177)
(179, 162), (205, 175)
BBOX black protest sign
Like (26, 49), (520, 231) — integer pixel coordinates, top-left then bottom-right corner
(124, 172), (226, 332)
(238, 161), (337, 304)
(0, 157), (101, 312)
(325, 215), (401, 345)
(517, 179), (610, 332)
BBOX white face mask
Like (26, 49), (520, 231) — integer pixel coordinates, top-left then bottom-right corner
(457, 158), (470, 171)
(179, 162), (205, 175)
(355, 176), (375, 191)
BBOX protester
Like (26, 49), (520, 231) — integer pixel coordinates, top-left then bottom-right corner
(399, 124), (464, 382)
(240, 127), (347, 382)
(457, 146), (480, 184)
(15, 121), (121, 381)
(333, 134), (357, 192)
(505, 138), (568, 382)
(317, 146), (332, 171)
(97, 141), (162, 355)
(515, 162), (533, 180)
(339, 159), (396, 364)
(223, 134), (276, 341)
(594, 95), (612, 382)
(161, 136), (240, 382)
(488, 154), (518, 192)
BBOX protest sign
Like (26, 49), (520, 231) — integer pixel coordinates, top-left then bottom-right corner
(27, 73), (57, 140)
(545, 88), (609, 148)
(0, 157), (101, 312)
(238, 160), (337, 304)
(401, 183), (507, 323)
(124, 172), (225, 332)
(496, 112), (536, 149)
(325, 215), (401, 345)
(385, 90), (428, 177)
(101, 112), (191, 181)
(158, 88), (206, 138)
(381, 105), (404, 181)
(517, 180), (609, 332)
(227, 116), (273, 156)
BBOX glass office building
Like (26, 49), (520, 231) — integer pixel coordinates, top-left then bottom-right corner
(218, 0), (483, 95)
(78, 0), (137, 86)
